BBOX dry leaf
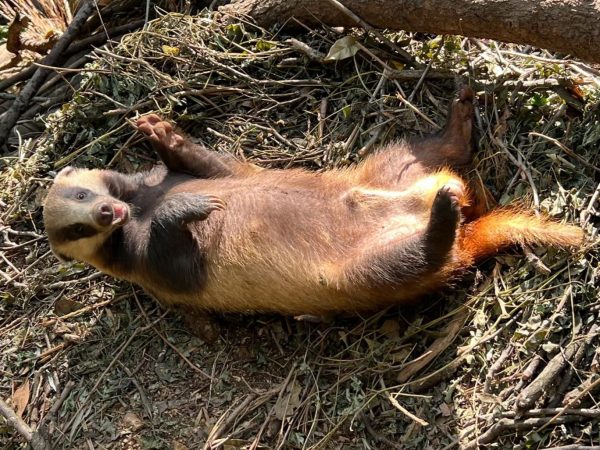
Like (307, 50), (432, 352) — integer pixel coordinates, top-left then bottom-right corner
(397, 308), (468, 383)
(439, 402), (453, 417)
(172, 440), (189, 450)
(273, 380), (302, 420)
(54, 298), (85, 316)
(122, 412), (144, 432)
(162, 45), (180, 57)
(380, 319), (400, 339)
(324, 36), (359, 61)
(12, 379), (30, 418)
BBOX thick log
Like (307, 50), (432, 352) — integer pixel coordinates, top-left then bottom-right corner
(220, 0), (600, 63)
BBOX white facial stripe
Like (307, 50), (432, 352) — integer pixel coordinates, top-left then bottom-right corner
(45, 169), (118, 263)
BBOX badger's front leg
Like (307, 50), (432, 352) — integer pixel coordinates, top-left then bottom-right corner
(136, 114), (234, 178)
(154, 193), (225, 227)
(143, 193), (225, 296)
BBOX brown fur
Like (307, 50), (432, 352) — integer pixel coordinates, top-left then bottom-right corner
(43, 88), (584, 315)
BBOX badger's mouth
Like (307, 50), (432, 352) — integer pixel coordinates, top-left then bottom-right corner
(111, 203), (129, 225)
(94, 202), (130, 228)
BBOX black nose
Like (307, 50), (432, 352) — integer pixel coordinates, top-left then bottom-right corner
(95, 204), (113, 226)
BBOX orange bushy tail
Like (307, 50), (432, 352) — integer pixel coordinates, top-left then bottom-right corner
(457, 210), (584, 265)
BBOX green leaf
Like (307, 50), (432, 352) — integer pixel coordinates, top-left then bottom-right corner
(342, 104), (352, 119)
(0, 25), (8, 44)
(324, 36), (360, 61)
(255, 39), (276, 51)
(530, 93), (549, 107)
(226, 23), (244, 40)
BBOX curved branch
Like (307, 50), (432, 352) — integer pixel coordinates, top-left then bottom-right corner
(220, 0), (600, 63)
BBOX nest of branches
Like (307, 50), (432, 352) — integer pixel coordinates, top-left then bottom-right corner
(1, 8), (599, 450)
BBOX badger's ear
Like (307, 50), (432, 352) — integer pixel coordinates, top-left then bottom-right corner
(55, 166), (77, 180)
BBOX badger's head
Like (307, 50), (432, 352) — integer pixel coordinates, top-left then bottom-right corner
(43, 167), (130, 263)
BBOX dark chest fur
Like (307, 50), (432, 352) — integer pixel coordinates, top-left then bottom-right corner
(100, 169), (209, 294)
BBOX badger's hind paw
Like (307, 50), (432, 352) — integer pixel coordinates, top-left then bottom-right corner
(432, 185), (462, 226)
(453, 86), (474, 122)
(427, 184), (464, 247)
(438, 181), (465, 209)
(137, 114), (185, 151)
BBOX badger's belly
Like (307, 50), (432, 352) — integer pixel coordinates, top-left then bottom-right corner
(139, 181), (438, 314)
(159, 261), (437, 315)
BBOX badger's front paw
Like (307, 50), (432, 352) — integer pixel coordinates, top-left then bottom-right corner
(200, 194), (226, 215)
(154, 193), (226, 227)
(136, 114), (185, 151)
(432, 185), (462, 227)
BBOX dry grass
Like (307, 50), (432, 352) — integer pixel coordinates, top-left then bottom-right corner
(1, 10), (599, 449)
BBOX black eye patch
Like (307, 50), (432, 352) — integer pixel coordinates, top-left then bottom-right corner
(54, 223), (99, 242)
(57, 186), (98, 203)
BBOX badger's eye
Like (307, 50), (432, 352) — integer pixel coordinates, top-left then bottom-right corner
(76, 192), (87, 200)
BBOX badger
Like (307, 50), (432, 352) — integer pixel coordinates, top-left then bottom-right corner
(43, 88), (583, 315)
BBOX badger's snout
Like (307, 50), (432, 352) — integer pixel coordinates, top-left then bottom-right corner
(93, 202), (129, 227)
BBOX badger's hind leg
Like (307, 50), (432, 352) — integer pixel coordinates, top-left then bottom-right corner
(357, 87), (475, 188)
(417, 86), (475, 169)
(136, 114), (234, 178)
(424, 183), (462, 267)
(337, 183), (462, 292)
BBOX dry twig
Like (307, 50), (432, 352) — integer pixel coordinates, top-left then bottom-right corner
(0, 0), (97, 150)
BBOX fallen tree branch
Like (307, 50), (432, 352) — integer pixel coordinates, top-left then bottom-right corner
(484, 344), (514, 394)
(220, 0), (600, 64)
(539, 446), (600, 450)
(0, 399), (50, 450)
(511, 408), (600, 419)
(323, 0), (419, 67)
(515, 342), (581, 411)
(563, 374), (600, 408)
(463, 416), (582, 450)
(516, 324), (599, 412)
(0, 0), (97, 152)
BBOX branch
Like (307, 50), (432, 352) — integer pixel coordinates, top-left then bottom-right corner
(0, 399), (50, 450)
(0, 0), (97, 152)
(463, 416), (582, 450)
(220, 0), (600, 63)
(516, 324), (600, 412)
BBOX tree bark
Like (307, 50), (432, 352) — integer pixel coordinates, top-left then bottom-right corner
(219, 0), (600, 64)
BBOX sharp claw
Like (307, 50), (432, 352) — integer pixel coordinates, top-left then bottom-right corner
(205, 195), (226, 211)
